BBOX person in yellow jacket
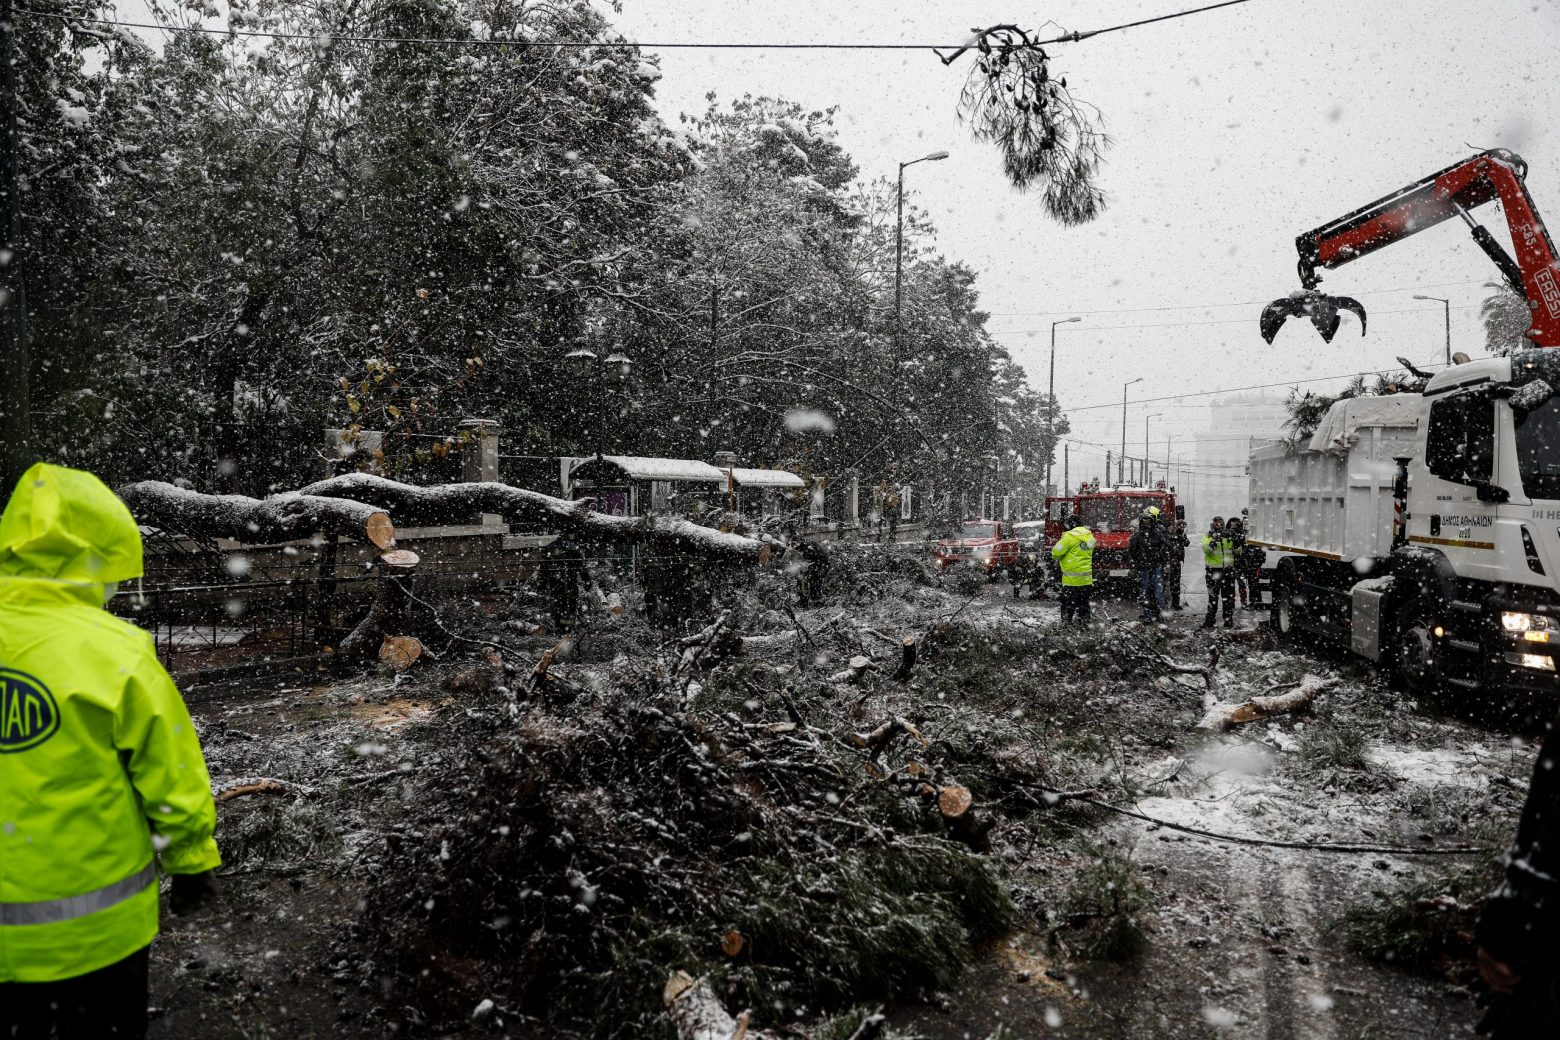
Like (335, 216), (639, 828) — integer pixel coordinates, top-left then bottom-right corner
(0, 463), (220, 1038)
(1200, 515), (1239, 629)
(1050, 513), (1096, 624)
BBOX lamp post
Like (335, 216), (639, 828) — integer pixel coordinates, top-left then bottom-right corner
(1045, 316), (1080, 495)
(565, 343), (634, 460)
(1413, 294), (1452, 366)
(1145, 412), (1163, 485)
(895, 150), (950, 354)
(1120, 377), (1143, 484)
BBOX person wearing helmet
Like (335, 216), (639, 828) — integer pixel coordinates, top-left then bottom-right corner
(1165, 517), (1190, 611)
(1201, 515), (1238, 628)
(1050, 513), (1096, 624)
(0, 463), (220, 1038)
(1128, 507), (1168, 623)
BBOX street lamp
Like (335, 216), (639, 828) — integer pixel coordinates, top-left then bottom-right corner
(1120, 377), (1143, 484)
(1045, 316), (1081, 495)
(1413, 294), (1452, 366)
(895, 150), (950, 354)
(1145, 412), (1164, 484)
(565, 342), (634, 459)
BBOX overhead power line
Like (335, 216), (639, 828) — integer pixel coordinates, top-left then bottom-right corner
(19, 0), (1255, 51)
(988, 279), (1488, 318)
(993, 302), (1479, 335)
(1062, 357), (1485, 413)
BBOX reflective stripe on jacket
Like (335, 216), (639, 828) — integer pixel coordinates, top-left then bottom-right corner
(0, 463), (220, 981)
(1051, 526), (1096, 586)
(1202, 532), (1237, 569)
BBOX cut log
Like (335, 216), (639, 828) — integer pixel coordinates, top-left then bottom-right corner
(379, 635), (424, 672)
(938, 784), (973, 818)
(1195, 674), (1334, 732)
(664, 972), (778, 1040)
(337, 550), (423, 664)
(299, 473), (769, 564)
(118, 481), (395, 549)
(530, 639), (569, 692)
(830, 655), (877, 684)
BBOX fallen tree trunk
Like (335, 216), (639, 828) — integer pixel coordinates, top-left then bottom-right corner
(215, 777), (309, 803)
(119, 481), (396, 549)
(1196, 674), (1334, 732)
(299, 473), (769, 564)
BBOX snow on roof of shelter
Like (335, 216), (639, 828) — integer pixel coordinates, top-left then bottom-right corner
(593, 456), (725, 482)
(1307, 394), (1423, 455)
(728, 467), (805, 489)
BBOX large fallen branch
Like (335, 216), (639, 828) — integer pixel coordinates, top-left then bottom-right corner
(299, 473), (769, 564)
(663, 972), (777, 1040)
(1196, 673), (1336, 732)
(119, 481), (395, 549)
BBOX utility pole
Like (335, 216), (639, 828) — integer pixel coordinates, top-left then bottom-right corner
(1063, 443), (1069, 497)
(0, 0), (30, 504)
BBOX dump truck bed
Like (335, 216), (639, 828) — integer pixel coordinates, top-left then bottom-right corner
(1247, 395), (1422, 563)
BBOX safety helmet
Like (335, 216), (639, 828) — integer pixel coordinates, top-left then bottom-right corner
(1211, 515), (1223, 526)
(1064, 514), (1082, 529)
(1145, 506), (1161, 519)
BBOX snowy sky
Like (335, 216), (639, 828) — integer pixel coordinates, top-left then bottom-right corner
(613, 0), (1560, 461)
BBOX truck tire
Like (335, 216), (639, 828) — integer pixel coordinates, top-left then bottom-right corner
(1271, 570), (1298, 641)
(1393, 601), (1441, 696)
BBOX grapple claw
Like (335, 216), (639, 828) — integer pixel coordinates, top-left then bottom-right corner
(1259, 290), (1368, 344)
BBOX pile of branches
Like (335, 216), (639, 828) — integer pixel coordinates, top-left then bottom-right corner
(352, 620), (1036, 1038)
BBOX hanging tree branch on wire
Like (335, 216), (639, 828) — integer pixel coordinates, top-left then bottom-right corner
(938, 25), (1110, 223)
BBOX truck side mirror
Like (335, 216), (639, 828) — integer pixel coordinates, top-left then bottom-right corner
(1175, 505), (1186, 521)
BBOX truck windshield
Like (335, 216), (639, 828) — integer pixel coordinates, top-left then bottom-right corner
(1077, 499), (1119, 531)
(1515, 396), (1560, 500)
(957, 523), (996, 539)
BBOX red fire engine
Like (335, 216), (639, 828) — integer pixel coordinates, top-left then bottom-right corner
(1041, 480), (1180, 589)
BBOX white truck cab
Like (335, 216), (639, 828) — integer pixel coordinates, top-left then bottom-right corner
(1249, 350), (1560, 696)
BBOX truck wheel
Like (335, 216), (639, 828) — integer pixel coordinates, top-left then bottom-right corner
(1393, 603), (1440, 695)
(1271, 573), (1297, 640)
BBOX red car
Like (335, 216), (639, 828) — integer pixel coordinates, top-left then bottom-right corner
(934, 519), (1021, 575)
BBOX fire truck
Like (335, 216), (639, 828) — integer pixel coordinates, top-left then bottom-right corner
(1041, 480), (1180, 589)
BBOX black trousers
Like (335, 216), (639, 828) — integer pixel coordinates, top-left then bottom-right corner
(0, 947), (148, 1039)
(1203, 568), (1234, 627)
(1059, 585), (1092, 623)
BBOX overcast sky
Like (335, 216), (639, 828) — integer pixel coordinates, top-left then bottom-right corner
(614, 0), (1560, 465)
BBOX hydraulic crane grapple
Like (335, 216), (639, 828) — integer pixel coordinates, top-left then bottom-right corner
(1260, 149), (1560, 348)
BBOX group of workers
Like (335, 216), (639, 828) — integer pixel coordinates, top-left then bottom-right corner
(1047, 507), (1264, 629)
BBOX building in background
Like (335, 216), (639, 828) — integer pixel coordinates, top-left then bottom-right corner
(1179, 393), (1289, 524)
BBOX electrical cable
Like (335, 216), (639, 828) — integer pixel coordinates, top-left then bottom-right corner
(18, 0), (1256, 51)
(993, 302), (1478, 335)
(988, 278), (1488, 317)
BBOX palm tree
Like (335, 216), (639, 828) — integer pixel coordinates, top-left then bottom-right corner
(1480, 281), (1531, 355)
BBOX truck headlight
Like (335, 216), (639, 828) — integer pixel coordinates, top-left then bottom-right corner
(1501, 611), (1559, 632)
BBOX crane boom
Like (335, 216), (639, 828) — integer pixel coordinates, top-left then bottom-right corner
(1263, 149), (1560, 348)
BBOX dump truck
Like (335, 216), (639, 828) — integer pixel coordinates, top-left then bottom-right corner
(1253, 148), (1560, 696)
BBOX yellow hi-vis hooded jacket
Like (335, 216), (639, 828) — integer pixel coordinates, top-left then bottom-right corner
(0, 463), (219, 981)
(1050, 525), (1096, 587)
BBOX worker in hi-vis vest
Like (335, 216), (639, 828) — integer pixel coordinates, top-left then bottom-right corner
(1200, 515), (1239, 630)
(1050, 513), (1096, 625)
(0, 463), (220, 1038)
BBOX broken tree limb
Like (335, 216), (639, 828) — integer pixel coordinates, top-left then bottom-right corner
(298, 474), (769, 565)
(1196, 674), (1336, 732)
(830, 655), (877, 685)
(851, 716), (926, 762)
(118, 481), (395, 549)
(214, 777), (308, 803)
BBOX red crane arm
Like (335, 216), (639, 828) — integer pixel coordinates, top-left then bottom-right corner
(1295, 150), (1560, 348)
